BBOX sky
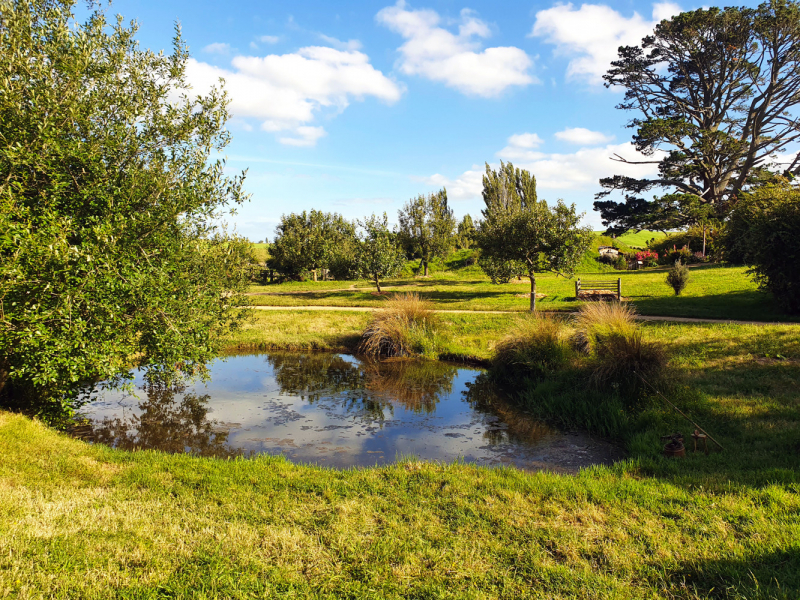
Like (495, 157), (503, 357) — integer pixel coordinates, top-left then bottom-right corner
(97, 0), (761, 241)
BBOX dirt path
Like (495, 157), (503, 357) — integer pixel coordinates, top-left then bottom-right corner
(248, 305), (797, 326)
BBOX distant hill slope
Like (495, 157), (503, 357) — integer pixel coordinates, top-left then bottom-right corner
(594, 230), (667, 248)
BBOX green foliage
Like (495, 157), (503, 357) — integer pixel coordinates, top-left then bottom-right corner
(455, 214), (476, 249)
(0, 0), (252, 418)
(491, 315), (573, 379)
(666, 260), (691, 295)
(477, 255), (524, 284)
(727, 183), (800, 312)
(397, 189), (456, 276)
(355, 214), (405, 293)
(596, 1), (800, 232)
(268, 211), (356, 280)
(476, 162), (593, 310)
(648, 227), (717, 263)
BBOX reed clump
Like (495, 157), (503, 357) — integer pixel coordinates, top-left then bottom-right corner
(573, 302), (667, 398)
(358, 293), (439, 358)
(491, 314), (573, 379)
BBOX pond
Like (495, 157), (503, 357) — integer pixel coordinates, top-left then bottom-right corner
(75, 353), (624, 473)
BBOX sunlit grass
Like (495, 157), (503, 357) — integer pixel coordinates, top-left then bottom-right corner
(245, 265), (799, 322)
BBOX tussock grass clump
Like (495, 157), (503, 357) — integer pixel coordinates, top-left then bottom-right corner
(573, 302), (667, 399)
(358, 293), (439, 358)
(492, 314), (573, 379)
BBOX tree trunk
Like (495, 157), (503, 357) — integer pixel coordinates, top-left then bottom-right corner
(530, 275), (536, 313)
(418, 257), (424, 275)
(702, 224), (707, 258)
(423, 261), (429, 277)
(375, 276), (381, 294)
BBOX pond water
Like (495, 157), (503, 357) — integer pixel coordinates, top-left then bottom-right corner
(75, 353), (624, 473)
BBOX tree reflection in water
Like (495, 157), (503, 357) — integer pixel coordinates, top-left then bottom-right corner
(463, 373), (553, 445)
(90, 381), (241, 458)
(265, 353), (459, 418)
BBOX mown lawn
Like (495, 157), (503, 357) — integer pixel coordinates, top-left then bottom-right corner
(3, 317), (800, 598)
(246, 265), (798, 322)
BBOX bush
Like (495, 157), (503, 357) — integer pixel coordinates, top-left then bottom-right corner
(491, 314), (573, 379)
(573, 302), (667, 403)
(649, 228), (718, 262)
(726, 183), (800, 313)
(666, 260), (690, 295)
(635, 249), (659, 267)
(358, 293), (439, 358)
(327, 251), (360, 280)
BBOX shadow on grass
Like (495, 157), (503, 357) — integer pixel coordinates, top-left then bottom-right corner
(664, 547), (800, 599)
(631, 289), (800, 322)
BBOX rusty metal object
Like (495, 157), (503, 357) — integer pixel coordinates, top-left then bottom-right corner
(661, 432), (685, 458)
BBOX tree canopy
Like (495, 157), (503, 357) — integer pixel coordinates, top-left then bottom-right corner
(397, 189), (456, 276)
(355, 214), (405, 293)
(268, 210), (356, 280)
(0, 0), (251, 418)
(596, 0), (800, 233)
(476, 163), (593, 312)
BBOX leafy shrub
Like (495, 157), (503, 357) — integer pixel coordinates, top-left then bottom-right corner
(358, 293), (439, 358)
(573, 302), (667, 403)
(635, 249), (659, 267)
(327, 251), (360, 280)
(613, 254), (628, 270)
(665, 260), (690, 295)
(726, 183), (800, 312)
(649, 228), (718, 262)
(492, 314), (573, 379)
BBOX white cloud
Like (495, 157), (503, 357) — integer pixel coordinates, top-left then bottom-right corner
(376, 1), (535, 97)
(531, 2), (681, 85)
(203, 42), (231, 54)
(413, 168), (485, 201)
(554, 127), (614, 145)
(185, 46), (403, 146)
(318, 34), (363, 51)
(418, 138), (660, 203)
(258, 35), (280, 44)
(508, 133), (544, 149)
(278, 126), (327, 147)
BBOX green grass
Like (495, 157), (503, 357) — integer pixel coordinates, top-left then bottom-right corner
(245, 265), (799, 322)
(251, 242), (269, 264)
(612, 229), (667, 248)
(3, 318), (800, 598)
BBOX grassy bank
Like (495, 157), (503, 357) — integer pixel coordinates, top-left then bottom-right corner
(3, 312), (799, 597)
(245, 265), (799, 322)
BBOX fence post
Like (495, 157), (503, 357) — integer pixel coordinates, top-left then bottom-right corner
(617, 278), (622, 300)
(575, 278), (581, 299)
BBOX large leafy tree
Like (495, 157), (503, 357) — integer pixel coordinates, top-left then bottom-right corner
(595, 0), (800, 233)
(397, 189), (456, 276)
(268, 210), (356, 280)
(476, 163), (593, 312)
(0, 0), (252, 418)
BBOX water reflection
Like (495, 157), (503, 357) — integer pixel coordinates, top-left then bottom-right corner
(77, 353), (624, 472)
(87, 381), (240, 458)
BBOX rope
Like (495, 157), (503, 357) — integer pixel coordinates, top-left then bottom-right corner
(635, 372), (725, 451)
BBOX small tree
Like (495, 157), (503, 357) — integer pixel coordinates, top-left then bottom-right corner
(476, 162), (593, 312)
(666, 261), (690, 295)
(268, 210), (356, 280)
(356, 214), (406, 293)
(397, 189), (456, 276)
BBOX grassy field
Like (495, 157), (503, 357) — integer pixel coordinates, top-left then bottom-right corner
(3, 316), (800, 598)
(611, 229), (667, 248)
(245, 265), (798, 322)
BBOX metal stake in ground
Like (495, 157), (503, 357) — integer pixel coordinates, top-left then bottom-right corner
(635, 372), (725, 451)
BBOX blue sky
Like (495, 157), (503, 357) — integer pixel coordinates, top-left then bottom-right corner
(101, 0), (759, 241)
